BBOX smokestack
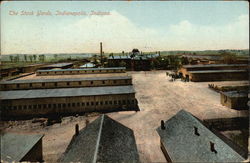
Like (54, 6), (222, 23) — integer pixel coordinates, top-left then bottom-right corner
(100, 42), (103, 66)
(75, 124), (79, 136)
(161, 120), (165, 130)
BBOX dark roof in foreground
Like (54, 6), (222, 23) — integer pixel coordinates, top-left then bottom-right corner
(0, 85), (135, 100)
(60, 114), (139, 162)
(1, 133), (44, 162)
(0, 76), (131, 84)
(156, 110), (245, 162)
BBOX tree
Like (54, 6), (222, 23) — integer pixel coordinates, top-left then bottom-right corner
(54, 54), (58, 61)
(9, 56), (14, 62)
(29, 55), (33, 62)
(39, 55), (45, 62)
(24, 55), (28, 62)
(33, 55), (37, 62)
(221, 51), (237, 64)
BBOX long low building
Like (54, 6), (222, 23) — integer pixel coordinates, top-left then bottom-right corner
(188, 70), (248, 82)
(36, 67), (126, 76)
(38, 62), (73, 70)
(0, 86), (138, 118)
(220, 91), (248, 110)
(0, 76), (132, 91)
(179, 64), (248, 78)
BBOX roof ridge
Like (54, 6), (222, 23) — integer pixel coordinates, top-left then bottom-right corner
(92, 114), (105, 163)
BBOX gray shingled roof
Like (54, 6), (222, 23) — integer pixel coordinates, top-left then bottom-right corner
(60, 114), (139, 162)
(1, 133), (44, 162)
(0, 86), (135, 100)
(0, 76), (131, 84)
(156, 110), (246, 162)
(37, 67), (126, 72)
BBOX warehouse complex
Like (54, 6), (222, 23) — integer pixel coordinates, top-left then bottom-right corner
(1, 133), (44, 162)
(60, 115), (139, 162)
(156, 110), (246, 162)
(220, 90), (248, 110)
(179, 64), (248, 82)
(0, 66), (138, 119)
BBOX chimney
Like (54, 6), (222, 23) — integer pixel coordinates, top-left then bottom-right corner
(75, 124), (79, 136)
(100, 42), (103, 66)
(210, 142), (217, 154)
(161, 120), (165, 130)
(194, 126), (200, 136)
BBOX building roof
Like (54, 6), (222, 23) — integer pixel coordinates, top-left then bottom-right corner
(183, 64), (248, 69)
(80, 63), (96, 68)
(108, 54), (159, 60)
(189, 69), (247, 74)
(1, 133), (44, 162)
(37, 67), (126, 72)
(60, 114), (139, 162)
(40, 63), (73, 68)
(0, 76), (132, 84)
(156, 110), (246, 162)
(0, 85), (135, 100)
(220, 90), (248, 98)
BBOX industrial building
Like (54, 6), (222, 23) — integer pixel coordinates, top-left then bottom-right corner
(188, 70), (248, 82)
(60, 114), (139, 162)
(179, 64), (248, 81)
(1, 133), (44, 162)
(0, 76), (132, 91)
(220, 91), (248, 110)
(156, 110), (246, 162)
(36, 67), (126, 76)
(0, 86), (138, 118)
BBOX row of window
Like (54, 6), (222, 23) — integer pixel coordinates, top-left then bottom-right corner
(38, 69), (124, 75)
(3, 80), (129, 89)
(1, 99), (136, 110)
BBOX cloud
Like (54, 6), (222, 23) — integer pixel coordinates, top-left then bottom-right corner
(1, 11), (249, 54)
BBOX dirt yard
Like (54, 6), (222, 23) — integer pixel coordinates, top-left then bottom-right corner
(1, 71), (248, 162)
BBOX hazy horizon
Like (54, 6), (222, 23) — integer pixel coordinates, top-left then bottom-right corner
(1, 1), (249, 55)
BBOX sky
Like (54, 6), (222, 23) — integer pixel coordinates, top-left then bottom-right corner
(1, 1), (249, 54)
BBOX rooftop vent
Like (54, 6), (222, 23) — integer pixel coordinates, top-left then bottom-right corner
(210, 141), (217, 154)
(194, 126), (200, 136)
(161, 120), (165, 130)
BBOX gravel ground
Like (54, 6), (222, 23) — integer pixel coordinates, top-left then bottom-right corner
(1, 71), (248, 162)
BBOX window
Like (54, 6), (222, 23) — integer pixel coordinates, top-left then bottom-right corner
(96, 102), (99, 106)
(23, 105), (27, 109)
(127, 100), (130, 104)
(114, 101), (117, 105)
(13, 106), (17, 110)
(131, 100), (134, 104)
(102, 81), (105, 84)
(17, 84), (20, 88)
(34, 105), (37, 109)
(68, 103), (71, 107)
(109, 101), (112, 105)
(72, 103), (75, 107)
(54, 83), (57, 87)
(42, 83), (45, 87)
(38, 104), (41, 109)
(99, 70), (101, 72)
(100, 101), (103, 105)
(86, 102), (89, 106)
(63, 104), (66, 108)
(77, 103), (80, 107)
(90, 81), (93, 85)
(123, 100), (126, 105)
(48, 104), (52, 108)
(30, 83), (32, 87)
(28, 105), (32, 109)
(82, 102), (85, 106)
(79, 81), (81, 85)
(53, 104), (56, 108)
(67, 82), (70, 86)
(105, 101), (108, 105)
(113, 80), (117, 84)
(43, 104), (47, 108)
(92, 70), (94, 72)
(91, 102), (94, 106)
(125, 80), (128, 83)
(58, 104), (61, 108)
(118, 100), (121, 105)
